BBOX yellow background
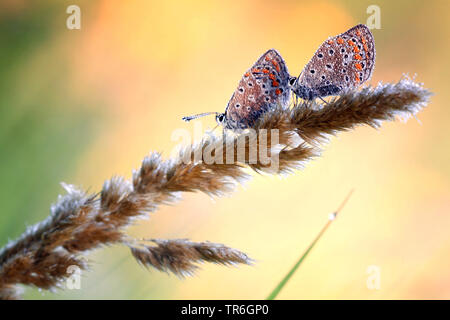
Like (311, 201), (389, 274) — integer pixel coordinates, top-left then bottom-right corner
(0, 0), (449, 299)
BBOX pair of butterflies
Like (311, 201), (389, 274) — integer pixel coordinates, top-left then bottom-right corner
(183, 24), (375, 130)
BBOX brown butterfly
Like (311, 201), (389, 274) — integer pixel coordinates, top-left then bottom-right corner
(291, 24), (376, 101)
(182, 49), (293, 129)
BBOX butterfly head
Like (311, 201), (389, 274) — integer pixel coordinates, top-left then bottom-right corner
(288, 76), (297, 88)
(215, 113), (226, 126)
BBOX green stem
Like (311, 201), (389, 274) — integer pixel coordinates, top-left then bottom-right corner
(266, 190), (353, 300)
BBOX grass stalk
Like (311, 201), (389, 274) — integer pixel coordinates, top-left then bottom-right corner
(267, 190), (353, 300)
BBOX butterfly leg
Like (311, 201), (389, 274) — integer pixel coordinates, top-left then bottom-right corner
(294, 93), (299, 107)
(318, 97), (329, 105)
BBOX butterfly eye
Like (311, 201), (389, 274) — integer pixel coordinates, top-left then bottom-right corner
(289, 77), (296, 85)
(216, 114), (225, 123)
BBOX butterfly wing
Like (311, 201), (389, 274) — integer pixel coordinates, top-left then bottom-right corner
(297, 24), (375, 94)
(253, 49), (291, 107)
(225, 49), (291, 129)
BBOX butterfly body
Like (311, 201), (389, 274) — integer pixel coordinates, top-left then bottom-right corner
(292, 24), (375, 101)
(292, 84), (342, 101)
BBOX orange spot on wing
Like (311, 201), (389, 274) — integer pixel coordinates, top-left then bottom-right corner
(272, 81), (279, 87)
(355, 75), (360, 83)
(354, 54), (362, 60)
(361, 37), (366, 44)
(262, 69), (269, 74)
(244, 72), (250, 77)
(265, 56), (270, 61)
(269, 74), (276, 80)
(356, 30), (362, 36)
(328, 40), (334, 44)
(353, 46), (360, 53)
(363, 44), (368, 52)
(355, 63), (363, 71)
(347, 40), (354, 46)
(337, 38), (344, 44)
(275, 89), (281, 95)
(271, 60), (280, 72)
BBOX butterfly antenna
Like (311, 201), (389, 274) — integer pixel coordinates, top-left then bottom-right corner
(182, 112), (218, 122)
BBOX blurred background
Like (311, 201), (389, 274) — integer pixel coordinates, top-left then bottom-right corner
(0, 0), (449, 299)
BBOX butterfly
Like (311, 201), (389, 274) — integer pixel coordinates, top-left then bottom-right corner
(182, 49), (293, 129)
(291, 24), (375, 101)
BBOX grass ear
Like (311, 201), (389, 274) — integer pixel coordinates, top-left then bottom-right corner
(0, 78), (431, 299)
